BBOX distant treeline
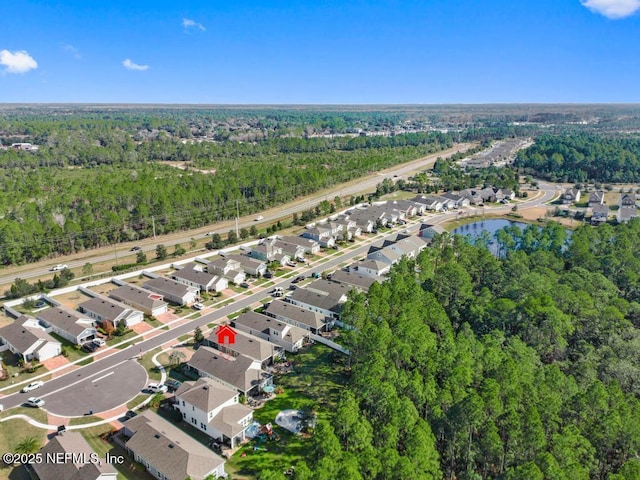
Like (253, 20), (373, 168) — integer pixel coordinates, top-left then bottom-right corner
(514, 134), (640, 183)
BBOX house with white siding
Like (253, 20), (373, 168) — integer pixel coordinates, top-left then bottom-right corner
(36, 306), (97, 345)
(0, 315), (62, 362)
(232, 311), (309, 353)
(143, 276), (199, 306)
(109, 283), (169, 317)
(171, 263), (228, 292)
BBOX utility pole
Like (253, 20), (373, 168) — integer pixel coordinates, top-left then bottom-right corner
(114, 244), (119, 266)
(152, 216), (156, 239)
(235, 200), (240, 237)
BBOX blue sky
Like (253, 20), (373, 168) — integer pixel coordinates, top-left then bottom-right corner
(2, 0), (640, 103)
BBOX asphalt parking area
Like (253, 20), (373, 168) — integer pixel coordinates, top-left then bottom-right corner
(41, 360), (148, 417)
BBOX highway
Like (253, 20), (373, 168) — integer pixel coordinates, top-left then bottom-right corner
(0, 144), (474, 288)
(0, 180), (559, 415)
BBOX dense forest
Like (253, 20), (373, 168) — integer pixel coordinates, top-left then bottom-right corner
(514, 134), (640, 183)
(292, 220), (640, 480)
(0, 129), (453, 266)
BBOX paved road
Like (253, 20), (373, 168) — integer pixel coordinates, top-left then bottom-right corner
(0, 144), (474, 288)
(0, 180), (558, 415)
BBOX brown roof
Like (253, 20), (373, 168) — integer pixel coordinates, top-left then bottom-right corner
(124, 410), (225, 480)
(210, 404), (253, 438)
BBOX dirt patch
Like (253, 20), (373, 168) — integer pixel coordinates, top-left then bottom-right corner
(130, 322), (154, 335)
(156, 312), (180, 324)
(52, 290), (92, 310)
(41, 355), (72, 373)
(89, 282), (117, 296)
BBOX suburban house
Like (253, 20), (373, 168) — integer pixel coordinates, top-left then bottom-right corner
(329, 269), (378, 292)
(562, 188), (581, 204)
(418, 224), (448, 239)
(389, 199), (420, 217)
(121, 410), (226, 480)
(344, 210), (375, 233)
(187, 346), (272, 397)
(459, 189), (484, 205)
(480, 187), (498, 203)
(366, 245), (403, 265)
(36, 306), (97, 345)
(351, 259), (391, 277)
(332, 218), (362, 240)
(232, 311), (309, 353)
(270, 239), (306, 262)
(249, 243), (291, 266)
(174, 377), (253, 449)
(78, 294), (144, 327)
(589, 191), (605, 206)
(0, 315), (62, 362)
(143, 276), (199, 306)
(263, 299), (327, 334)
(591, 204), (609, 225)
(439, 192), (470, 209)
(223, 254), (268, 277)
(31, 431), (117, 480)
(207, 258), (246, 285)
(277, 236), (321, 255)
(171, 263), (228, 293)
(385, 234), (429, 258)
(618, 194), (638, 223)
(285, 285), (346, 323)
(205, 328), (281, 368)
(301, 226), (336, 248)
(109, 283), (169, 317)
(411, 195), (444, 211)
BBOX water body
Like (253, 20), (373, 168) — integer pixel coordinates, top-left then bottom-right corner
(452, 218), (570, 255)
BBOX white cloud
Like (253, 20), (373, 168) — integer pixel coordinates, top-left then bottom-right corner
(0, 49), (38, 74)
(61, 43), (82, 59)
(581, 0), (640, 18)
(122, 58), (149, 71)
(182, 18), (206, 31)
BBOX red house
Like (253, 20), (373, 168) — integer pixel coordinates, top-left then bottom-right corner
(215, 324), (236, 345)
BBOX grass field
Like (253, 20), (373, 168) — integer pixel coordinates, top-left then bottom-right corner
(226, 344), (346, 479)
(0, 418), (47, 480)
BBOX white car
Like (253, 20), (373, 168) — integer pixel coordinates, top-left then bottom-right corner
(93, 338), (106, 347)
(51, 264), (68, 271)
(25, 397), (45, 408)
(193, 302), (204, 310)
(254, 215), (264, 221)
(21, 381), (44, 393)
(148, 383), (168, 394)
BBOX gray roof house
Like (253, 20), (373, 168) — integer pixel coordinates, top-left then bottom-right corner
(232, 311), (309, 352)
(418, 224), (447, 239)
(562, 188), (581, 204)
(109, 283), (169, 317)
(205, 328), (281, 368)
(285, 286), (345, 322)
(143, 276), (199, 306)
(223, 254), (268, 277)
(36, 306), (97, 345)
(351, 259), (391, 278)
(367, 245), (404, 265)
(301, 226), (336, 248)
(187, 346), (271, 397)
(270, 239), (306, 261)
(277, 236), (321, 254)
(0, 315), (61, 362)
(78, 295), (144, 327)
(31, 431), (117, 480)
(591, 204), (609, 225)
(329, 269), (378, 292)
(207, 258), (246, 285)
(589, 191), (605, 206)
(171, 263), (228, 292)
(174, 377), (253, 449)
(122, 410), (226, 480)
(439, 192), (470, 208)
(263, 299), (327, 334)
(411, 195), (444, 211)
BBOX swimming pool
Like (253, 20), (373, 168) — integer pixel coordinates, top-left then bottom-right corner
(245, 421), (261, 438)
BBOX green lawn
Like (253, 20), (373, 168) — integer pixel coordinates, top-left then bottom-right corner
(106, 329), (139, 346)
(126, 394), (148, 410)
(69, 414), (103, 426)
(226, 344), (346, 479)
(48, 333), (89, 362)
(138, 348), (162, 381)
(0, 418), (48, 480)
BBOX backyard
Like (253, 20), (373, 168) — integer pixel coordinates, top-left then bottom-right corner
(226, 343), (346, 479)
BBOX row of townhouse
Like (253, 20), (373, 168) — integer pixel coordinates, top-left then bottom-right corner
(349, 233), (430, 278)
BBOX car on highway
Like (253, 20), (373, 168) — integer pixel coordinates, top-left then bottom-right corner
(193, 302), (204, 310)
(130, 246), (142, 251)
(254, 215), (264, 221)
(50, 264), (68, 271)
(21, 381), (44, 393)
(272, 287), (284, 297)
(148, 383), (168, 394)
(205, 231), (213, 236)
(93, 338), (106, 347)
(25, 397), (45, 408)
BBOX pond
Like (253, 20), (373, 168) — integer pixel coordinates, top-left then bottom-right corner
(452, 218), (570, 255)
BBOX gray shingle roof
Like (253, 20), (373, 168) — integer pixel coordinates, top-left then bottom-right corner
(79, 296), (130, 321)
(124, 410), (225, 480)
(329, 270), (378, 291)
(0, 316), (59, 354)
(175, 377), (237, 413)
(233, 311), (308, 343)
(37, 307), (95, 337)
(109, 283), (167, 311)
(144, 276), (197, 298)
(207, 329), (278, 363)
(188, 346), (267, 393)
(263, 299), (326, 330)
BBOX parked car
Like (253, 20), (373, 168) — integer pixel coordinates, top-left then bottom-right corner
(148, 383), (168, 394)
(21, 381), (44, 393)
(164, 380), (182, 392)
(272, 287), (284, 297)
(82, 342), (98, 353)
(130, 246), (142, 251)
(311, 272), (321, 279)
(33, 300), (47, 309)
(25, 397), (45, 408)
(93, 338), (106, 347)
(50, 264), (68, 271)
(263, 271), (274, 279)
(193, 302), (204, 310)
(239, 282), (250, 288)
(124, 410), (137, 419)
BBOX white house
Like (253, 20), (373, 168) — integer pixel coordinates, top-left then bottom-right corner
(143, 276), (199, 306)
(174, 377), (254, 448)
(207, 258), (246, 285)
(232, 311), (309, 353)
(0, 315), (62, 362)
(36, 307), (97, 345)
(171, 263), (228, 293)
(78, 295), (144, 327)
(109, 283), (169, 317)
